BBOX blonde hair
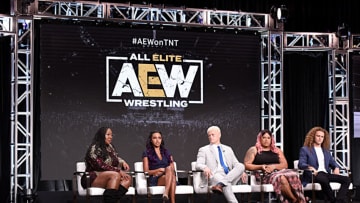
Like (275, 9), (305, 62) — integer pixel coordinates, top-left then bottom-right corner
(207, 126), (221, 135)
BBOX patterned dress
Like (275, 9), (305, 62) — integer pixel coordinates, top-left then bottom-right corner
(81, 144), (125, 188)
(253, 151), (306, 203)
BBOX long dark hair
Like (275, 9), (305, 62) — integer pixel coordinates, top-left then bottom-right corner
(85, 127), (111, 160)
(145, 131), (172, 164)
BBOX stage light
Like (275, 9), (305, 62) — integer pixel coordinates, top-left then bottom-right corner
(270, 5), (288, 23)
(336, 23), (351, 41)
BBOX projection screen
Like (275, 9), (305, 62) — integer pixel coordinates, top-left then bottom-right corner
(38, 20), (261, 180)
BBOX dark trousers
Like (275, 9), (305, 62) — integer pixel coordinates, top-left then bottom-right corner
(315, 171), (350, 203)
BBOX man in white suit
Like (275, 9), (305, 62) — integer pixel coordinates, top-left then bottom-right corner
(195, 126), (246, 203)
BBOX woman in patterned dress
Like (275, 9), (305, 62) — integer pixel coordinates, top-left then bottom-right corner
(82, 127), (132, 203)
(244, 129), (306, 203)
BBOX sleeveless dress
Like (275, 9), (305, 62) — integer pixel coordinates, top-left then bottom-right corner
(254, 150), (306, 203)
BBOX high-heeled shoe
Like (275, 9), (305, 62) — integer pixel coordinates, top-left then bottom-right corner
(162, 194), (169, 201)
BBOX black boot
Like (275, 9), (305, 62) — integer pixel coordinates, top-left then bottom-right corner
(103, 189), (119, 203)
(117, 185), (128, 197)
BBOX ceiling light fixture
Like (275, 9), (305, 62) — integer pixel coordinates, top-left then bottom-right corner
(270, 5), (288, 23)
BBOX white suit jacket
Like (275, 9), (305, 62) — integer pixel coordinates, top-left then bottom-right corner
(195, 144), (241, 173)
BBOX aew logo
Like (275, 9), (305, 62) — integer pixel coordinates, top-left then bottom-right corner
(106, 54), (203, 108)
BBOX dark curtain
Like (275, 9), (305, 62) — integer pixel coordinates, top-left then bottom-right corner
(283, 52), (329, 167)
(0, 36), (11, 202)
(0, 0), (10, 14)
(350, 53), (360, 186)
(33, 21), (42, 192)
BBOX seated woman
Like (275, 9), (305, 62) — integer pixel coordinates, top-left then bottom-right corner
(142, 131), (176, 203)
(82, 127), (132, 203)
(244, 129), (306, 203)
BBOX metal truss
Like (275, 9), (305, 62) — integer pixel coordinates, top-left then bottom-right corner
(329, 49), (351, 172)
(336, 34), (360, 169)
(0, 14), (34, 202)
(284, 32), (351, 172)
(13, 16), (34, 202)
(284, 32), (337, 51)
(2, 0), (353, 201)
(260, 30), (284, 150)
(3, 2), (276, 202)
(37, 0), (104, 18)
(36, 0), (269, 29)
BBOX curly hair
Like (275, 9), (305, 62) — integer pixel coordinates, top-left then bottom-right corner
(85, 127), (111, 160)
(303, 126), (330, 150)
(145, 131), (172, 165)
(255, 129), (279, 154)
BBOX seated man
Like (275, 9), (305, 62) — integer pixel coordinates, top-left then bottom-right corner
(298, 126), (350, 203)
(195, 126), (246, 203)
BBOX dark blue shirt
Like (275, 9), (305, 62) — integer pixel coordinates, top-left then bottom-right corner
(142, 150), (171, 170)
(142, 149), (172, 186)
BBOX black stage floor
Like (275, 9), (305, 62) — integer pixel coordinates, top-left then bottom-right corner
(13, 180), (358, 203)
(19, 191), (360, 203)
